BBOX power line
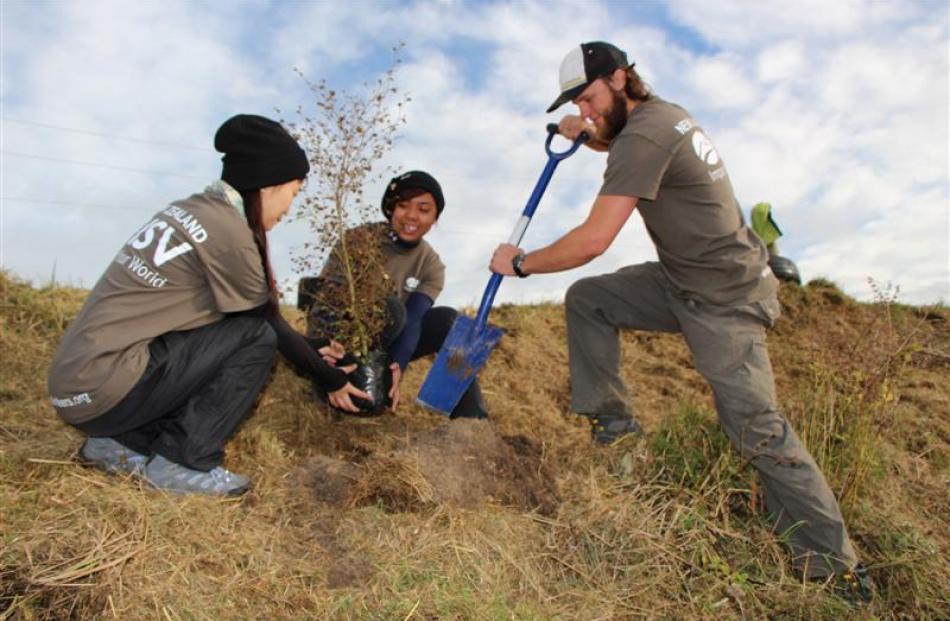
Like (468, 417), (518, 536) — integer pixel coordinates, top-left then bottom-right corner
(0, 119), (599, 184)
(1, 150), (208, 180)
(0, 197), (146, 212)
(1, 148), (599, 188)
(428, 227), (504, 238)
(1, 117), (214, 151)
(435, 170), (596, 185)
(0, 196), (512, 236)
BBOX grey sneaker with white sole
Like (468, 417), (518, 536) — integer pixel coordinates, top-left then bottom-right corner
(80, 437), (149, 476)
(143, 455), (250, 496)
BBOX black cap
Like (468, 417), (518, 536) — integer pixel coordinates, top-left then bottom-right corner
(381, 170), (444, 219)
(546, 42), (631, 113)
(214, 114), (310, 191)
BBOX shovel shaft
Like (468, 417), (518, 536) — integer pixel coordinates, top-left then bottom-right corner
(474, 128), (588, 329)
(474, 157), (561, 328)
(416, 126), (588, 416)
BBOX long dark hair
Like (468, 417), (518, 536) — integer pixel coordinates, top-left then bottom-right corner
(624, 65), (651, 102)
(239, 189), (279, 314)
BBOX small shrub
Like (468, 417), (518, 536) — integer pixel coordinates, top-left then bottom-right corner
(282, 46), (409, 359)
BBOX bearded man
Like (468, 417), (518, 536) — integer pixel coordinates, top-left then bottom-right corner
(489, 41), (872, 600)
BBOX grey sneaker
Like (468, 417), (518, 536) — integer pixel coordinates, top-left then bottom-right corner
(586, 413), (643, 445)
(80, 437), (149, 476)
(144, 455), (250, 496)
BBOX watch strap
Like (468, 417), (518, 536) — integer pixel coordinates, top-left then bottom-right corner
(512, 253), (529, 278)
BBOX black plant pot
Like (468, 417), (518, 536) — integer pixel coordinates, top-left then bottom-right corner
(346, 350), (393, 416)
(297, 276), (321, 311)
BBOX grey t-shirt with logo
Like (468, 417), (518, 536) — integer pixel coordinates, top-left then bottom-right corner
(600, 96), (777, 306)
(321, 222), (445, 304)
(383, 234), (445, 304)
(48, 182), (269, 424)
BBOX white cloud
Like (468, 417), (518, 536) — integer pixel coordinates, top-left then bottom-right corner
(756, 41), (805, 83)
(687, 54), (758, 109)
(2, 0), (249, 283)
(798, 186), (949, 303)
(666, 0), (920, 48)
(1, 0), (947, 309)
(673, 2), (949, 306)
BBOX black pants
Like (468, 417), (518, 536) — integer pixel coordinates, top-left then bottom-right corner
(410, 307), (488, 419)
(76, 316), (277, 471)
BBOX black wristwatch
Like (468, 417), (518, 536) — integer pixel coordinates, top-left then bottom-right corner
(511, 252), (529, 278)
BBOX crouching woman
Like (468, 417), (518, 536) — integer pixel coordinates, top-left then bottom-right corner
(305, 171), (488, 419)
(48, 114), (368, 496)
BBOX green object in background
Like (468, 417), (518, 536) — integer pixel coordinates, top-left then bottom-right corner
(751, 202), (783, 247)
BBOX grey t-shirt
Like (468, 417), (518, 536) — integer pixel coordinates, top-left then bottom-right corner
(600, 96), (777, 305)
(48, 181), (269, 424)
(321, 222), (445, 303)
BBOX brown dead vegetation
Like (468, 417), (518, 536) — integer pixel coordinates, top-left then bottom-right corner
(1, 271), (948, 619)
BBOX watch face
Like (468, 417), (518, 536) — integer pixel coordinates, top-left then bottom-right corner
(512, 253), (527, 277)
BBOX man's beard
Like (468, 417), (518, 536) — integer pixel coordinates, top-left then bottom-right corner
(598, 89), (629, 142)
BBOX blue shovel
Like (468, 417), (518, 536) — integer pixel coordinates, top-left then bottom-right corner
(416, 124), (590, 415)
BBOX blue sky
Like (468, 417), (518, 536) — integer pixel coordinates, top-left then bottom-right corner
(2, 0), (948, 308)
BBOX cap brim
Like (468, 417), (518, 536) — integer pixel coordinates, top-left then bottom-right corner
(546, 83), (589, 114)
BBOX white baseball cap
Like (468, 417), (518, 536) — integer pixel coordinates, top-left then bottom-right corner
(547, 41), (631, 113)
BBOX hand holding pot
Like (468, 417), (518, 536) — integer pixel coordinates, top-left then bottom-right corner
(328, 382), (373, 413)
(318, 340), (357, 373)
(388, 363), (402, 412)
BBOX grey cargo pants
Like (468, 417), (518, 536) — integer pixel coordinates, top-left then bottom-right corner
(565, 262), (858, 577)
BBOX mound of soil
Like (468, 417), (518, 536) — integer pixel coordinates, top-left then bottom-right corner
(296, 455), (361, 505)
(297, 420), (559, 514)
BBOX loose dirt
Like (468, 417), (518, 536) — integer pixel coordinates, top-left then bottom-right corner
(297, 419), (559, 514)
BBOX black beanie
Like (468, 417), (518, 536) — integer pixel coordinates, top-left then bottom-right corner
(214, 114), (310, 191)
(381, 170), (445, 219)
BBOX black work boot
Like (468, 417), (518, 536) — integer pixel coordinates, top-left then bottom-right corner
(585, 412), (642, 445)
(830, 564), (874, 603)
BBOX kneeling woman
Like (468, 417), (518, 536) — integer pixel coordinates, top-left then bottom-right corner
(48, 114), (368, 496)
(307, 171), (488, 419)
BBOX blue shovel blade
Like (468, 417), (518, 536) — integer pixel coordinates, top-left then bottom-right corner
(416, 314), (504, 415)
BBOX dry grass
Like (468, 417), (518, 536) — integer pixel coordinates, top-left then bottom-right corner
(1, 270), (948, 619)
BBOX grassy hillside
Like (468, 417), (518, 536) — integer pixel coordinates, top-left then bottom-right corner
(1, 271), (947, 620)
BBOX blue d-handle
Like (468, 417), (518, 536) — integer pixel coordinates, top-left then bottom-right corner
(473, 125), (589, 329)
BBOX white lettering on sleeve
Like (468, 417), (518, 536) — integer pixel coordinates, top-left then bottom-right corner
(51, 392), (92, 408)
(674, 118), (695, 135)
